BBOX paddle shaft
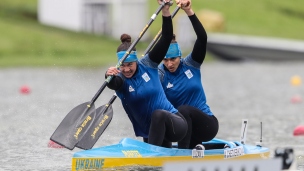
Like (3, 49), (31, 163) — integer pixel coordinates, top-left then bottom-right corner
(141, 6), (180, 56)
(88, 2), (168, 107)
(106, 94), (117, 107)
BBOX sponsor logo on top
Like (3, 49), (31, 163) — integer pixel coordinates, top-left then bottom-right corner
(184, 69), (193, 79)
(129, 86), (135, 92)
(166, 82), (173, 89)
(142, 72), (150, 82)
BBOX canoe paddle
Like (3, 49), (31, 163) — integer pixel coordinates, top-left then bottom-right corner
(74, 6), (181, 150)
(50, 2), (168, 150)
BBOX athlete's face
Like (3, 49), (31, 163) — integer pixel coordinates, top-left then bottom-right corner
(120, 62), (137, 78)
(163, 57), (181, 73)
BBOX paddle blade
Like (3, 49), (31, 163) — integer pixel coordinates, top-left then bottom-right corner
(50, 102), (96, 150)
(75, 105), (113, 150)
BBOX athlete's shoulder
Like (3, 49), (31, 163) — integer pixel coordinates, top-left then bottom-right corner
(182, 53), (201, 69)
(139, 54), (159, 69)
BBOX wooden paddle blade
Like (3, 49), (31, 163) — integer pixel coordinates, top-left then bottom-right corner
(75, 105), (113, 150)
(50, 102), (96, 150)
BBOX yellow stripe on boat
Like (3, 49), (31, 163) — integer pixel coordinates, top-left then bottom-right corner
(72, 151), (270, 170)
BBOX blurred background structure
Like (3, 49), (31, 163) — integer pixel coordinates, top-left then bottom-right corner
(1, 0), (304, 67)
(37, 0), (304, 62)
(38, 0), (149, 40)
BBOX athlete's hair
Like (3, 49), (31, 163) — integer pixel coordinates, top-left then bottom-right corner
(117, 34), (136, 52)
(171, 34), (177, 43)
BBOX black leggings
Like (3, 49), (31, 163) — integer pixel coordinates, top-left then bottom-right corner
(144, 109), (188, 148)
(177, 105), (219, 149)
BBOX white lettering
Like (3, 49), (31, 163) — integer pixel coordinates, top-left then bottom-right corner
(224, 146), (244, 159)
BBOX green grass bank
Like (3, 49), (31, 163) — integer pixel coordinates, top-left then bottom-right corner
(1, 0), (304, 68)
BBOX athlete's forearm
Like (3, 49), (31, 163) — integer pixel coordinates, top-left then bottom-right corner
(106, 76), (123, 90)
(149, 16), (173, 64)
(189, 14), (207, 64)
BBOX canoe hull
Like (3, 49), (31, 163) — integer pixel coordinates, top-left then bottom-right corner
(72, 138), (270, 171)
(72, 153), (270, 170)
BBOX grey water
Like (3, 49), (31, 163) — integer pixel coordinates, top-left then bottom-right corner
(1, 60), (304, 171)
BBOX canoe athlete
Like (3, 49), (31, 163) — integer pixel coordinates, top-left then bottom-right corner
(158, 0), (219, 149)
(105, 0), (190, 148)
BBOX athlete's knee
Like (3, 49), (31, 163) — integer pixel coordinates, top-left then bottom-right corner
(151, 109), (168, 121)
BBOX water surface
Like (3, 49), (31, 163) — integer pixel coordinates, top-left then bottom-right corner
(1, 61), (303, 170)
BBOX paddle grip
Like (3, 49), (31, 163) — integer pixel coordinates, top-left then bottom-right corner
(142, 6), (180, 56)
(89, 81), (107, 106)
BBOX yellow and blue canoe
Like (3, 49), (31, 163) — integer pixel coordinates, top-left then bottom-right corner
(72, 138), (270, 171)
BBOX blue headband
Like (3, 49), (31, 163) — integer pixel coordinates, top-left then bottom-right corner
(165, 43), (182, 58)
(117, 51), (138, 63)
